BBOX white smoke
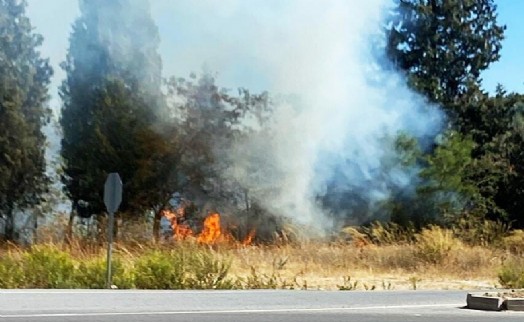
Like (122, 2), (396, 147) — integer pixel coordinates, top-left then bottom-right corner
(152, 0), (443, 230)
(28, 0), (444, 232)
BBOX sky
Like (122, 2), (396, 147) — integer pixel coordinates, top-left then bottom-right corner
(24, 0), (524, 112)
(482, 1), (524, 94)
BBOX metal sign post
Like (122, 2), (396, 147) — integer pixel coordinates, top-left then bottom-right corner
(103, 173), (122, 289)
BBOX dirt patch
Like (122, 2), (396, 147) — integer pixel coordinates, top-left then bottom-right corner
(483, 290), (524, 299)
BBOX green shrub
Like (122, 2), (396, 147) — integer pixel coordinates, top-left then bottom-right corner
(133, 250), (187, 289)
(0, 254), (24, 288)
(414, 226), (461, 264)
(186, 251), (234, 289)
(75, 257), (134, 289)
(498, 259), (524, 288)
(22, 245), (77, 288)
(133, 248), (235, 290)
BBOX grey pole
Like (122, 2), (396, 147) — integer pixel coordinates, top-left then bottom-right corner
(106, 212), (114, 289)
(103, 172), (122, 289)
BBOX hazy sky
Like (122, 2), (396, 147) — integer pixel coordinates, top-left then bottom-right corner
(25, 0), (524, 112)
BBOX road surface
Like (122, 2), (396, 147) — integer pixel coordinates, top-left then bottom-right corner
(1, 289), (522, 321)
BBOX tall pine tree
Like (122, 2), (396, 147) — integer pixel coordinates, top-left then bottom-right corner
(0, 0), (53, 241)
(60, 0), (174, 231)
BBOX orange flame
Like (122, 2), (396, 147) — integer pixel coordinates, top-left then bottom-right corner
(197, 212), (222, 244)
(162, 209), (193, 240)
(242, 229), (256, 246)
(162, 208), (255, 245)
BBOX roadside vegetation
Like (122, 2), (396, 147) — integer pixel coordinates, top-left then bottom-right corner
(1, 222), (523, 290)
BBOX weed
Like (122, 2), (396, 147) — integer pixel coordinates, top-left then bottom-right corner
(362, 221), (416, 245)
(408, 276), (422, 290)
(272, 256), (289, 270)
(187, 251), (234, 289)
(338, 276), (359, 291)
(22, 245), (77, 288)
(453, 217), (510, 247)
(340, 226), (370, 247)
(75, 257), (134, 289)
(0, 254), (23, 288)
(382, 280), (393, 290)
(502, 230), (524, 255)
(498, 259), (524, 288)
(298, 278), (308, 290)
(241, 266), (279, 289)
(133, 250), (187, 289)
(414, 226), (461, 264)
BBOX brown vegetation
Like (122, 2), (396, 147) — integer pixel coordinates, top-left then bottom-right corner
(2, 219), (523, 290)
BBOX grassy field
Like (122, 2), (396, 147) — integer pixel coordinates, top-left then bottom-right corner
(2, 223), (523, 290)
(225, 242), (499, 290)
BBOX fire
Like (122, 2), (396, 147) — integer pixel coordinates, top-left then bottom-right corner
(242, 229), (256, 246)
(197, 212), (222, 244)
(161, 209), (193, 240)
(162, 208), (255, 245)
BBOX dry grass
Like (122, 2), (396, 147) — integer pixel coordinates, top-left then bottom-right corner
(1, 223), (516, 290)
(223, 241), (500, 290)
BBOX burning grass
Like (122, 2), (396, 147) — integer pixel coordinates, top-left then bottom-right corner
(161, 210), (257, 246)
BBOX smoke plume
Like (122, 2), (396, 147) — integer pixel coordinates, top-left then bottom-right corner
(152, 0), (443, 231)
(29, 0), (444, 233)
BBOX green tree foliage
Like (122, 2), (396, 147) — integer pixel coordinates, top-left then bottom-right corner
(466, 91), (524, 226)
(386, 0), (505, 110)
(387, 132), (478, 226)
(0, 0), (52, 241)
(167, 73), (269, 196)
(383, 0), (524, 228)
(165, 72), (271, 233)
(417, 131), (478, 220)
(60, 0), (173, 224)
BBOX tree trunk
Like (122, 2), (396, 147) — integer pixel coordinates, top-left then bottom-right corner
(4, 211), (15, 242)
(65, 209), (75, 244)
(32, 211), (38, 244)
(153, 208), (163, 243)
(243, 189), (250, 239)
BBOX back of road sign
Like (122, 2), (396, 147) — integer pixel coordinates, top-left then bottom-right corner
(104, 173), (122, 213)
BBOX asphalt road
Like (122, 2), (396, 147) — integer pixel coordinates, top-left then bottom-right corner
(1, 289), (522, 322)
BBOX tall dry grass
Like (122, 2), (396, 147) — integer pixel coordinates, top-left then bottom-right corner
(1, 222), (522, 290)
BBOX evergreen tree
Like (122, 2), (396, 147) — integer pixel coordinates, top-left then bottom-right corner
(60, 0), (172, 229)
(465, 91), (524, 226)
(386, 0), (505, 112)
(0, 0), (52, 241)
(386, 0), (524, 228)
